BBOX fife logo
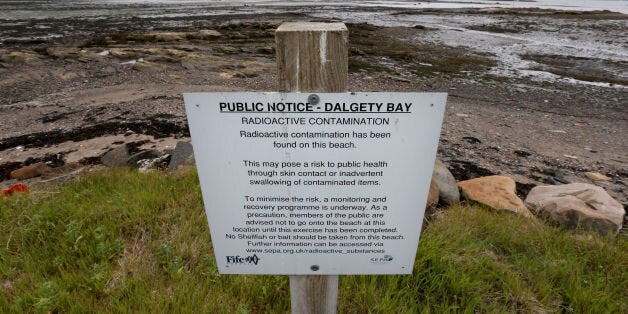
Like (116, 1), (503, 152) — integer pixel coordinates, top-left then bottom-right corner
(226, 254), (260, 265)
(370, 255), (393, 264)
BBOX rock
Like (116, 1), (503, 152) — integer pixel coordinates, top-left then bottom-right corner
(168, 141), (194, 171)
(101, 144), (130, 167)
(462, 136), (481, 144)
(255, 46), (275, 54)
(458, 176), (532, 217)
(2, 51), (40, 64)
(525, 183), (624, 235)
(127, 150), (160, 167)
(45, 47), (79, 59)
(144, 55), (173, 64)
(60, 71), (79, 80)
(233, 71), (257, 78)
(584, 172), (610, 181)
(196, 29), (222, 39)
(109, 48), (143, 59)
(132, 60), (159, 70)
(478, 7), (505, 13)
(138, 154), (171, 173)
(148, 32), (186, 41)
(427, 178), (439, 208)
(350, 47), (365, 56)
(228, 32), (249, 40)
(432, 159), (460, 205)
(213, 46), (240, 54)
(95, 66), (117, 77)
(75, 50), (94, 63)
(10, 162), (51, 180)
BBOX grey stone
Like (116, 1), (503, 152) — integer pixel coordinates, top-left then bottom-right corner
(101, 144), (130, 167)
(168, 141), (195, 171)
(432, 159), (460, 205)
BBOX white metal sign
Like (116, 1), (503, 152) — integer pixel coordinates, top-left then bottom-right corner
(184, 92), (446, 275)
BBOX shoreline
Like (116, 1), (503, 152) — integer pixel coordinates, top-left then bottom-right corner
(0, 7), (626, 208)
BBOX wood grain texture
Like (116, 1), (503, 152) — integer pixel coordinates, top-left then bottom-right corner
(290, 275), (339, 314)
(276, 22), (348, 92)
(276, 22), (347, 314)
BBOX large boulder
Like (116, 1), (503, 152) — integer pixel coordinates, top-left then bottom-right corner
(458, 175), (532, 217)
(432, 159), (460, 205)
(525, 183), (624, 235)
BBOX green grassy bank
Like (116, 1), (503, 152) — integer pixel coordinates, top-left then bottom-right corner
(1, 169), (625, 313)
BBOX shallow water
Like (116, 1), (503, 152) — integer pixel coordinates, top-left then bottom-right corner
(0, 0), (626, 21)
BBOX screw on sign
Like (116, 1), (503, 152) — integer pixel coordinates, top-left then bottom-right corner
(2, 183), (30, 197)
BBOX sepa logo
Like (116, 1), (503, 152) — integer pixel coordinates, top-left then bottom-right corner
(370, 255), (394, 264)
(226, 254), (260, 265)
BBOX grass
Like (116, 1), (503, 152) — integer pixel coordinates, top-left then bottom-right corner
(1, 168), (626, 313)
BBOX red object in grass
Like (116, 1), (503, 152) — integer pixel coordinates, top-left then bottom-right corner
(1, 183), (30, 196)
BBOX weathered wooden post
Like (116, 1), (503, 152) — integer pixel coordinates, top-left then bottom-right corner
(275, 22), (348, 314)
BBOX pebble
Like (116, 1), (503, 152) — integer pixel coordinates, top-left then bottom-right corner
(584, 172), (610, 181)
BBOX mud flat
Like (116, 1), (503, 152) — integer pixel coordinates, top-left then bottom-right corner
(0, 4), (626, 210)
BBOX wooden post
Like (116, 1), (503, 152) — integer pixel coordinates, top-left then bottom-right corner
(276, 22), (348, 93)
(275, 22), (348, 314)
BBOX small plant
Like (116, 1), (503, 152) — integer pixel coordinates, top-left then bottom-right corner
(33, 281), (59, 312)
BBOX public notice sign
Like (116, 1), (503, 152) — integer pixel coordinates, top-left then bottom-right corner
(184, 92), (446, 275)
